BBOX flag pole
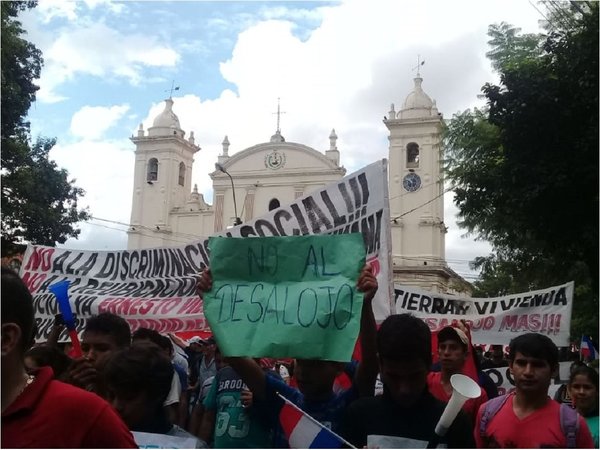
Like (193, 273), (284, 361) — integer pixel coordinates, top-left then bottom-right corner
(276, 392), (357, 449)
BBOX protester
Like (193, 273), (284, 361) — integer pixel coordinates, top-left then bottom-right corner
(340, 314), (475, 448)
(554, 360), (587, 406)
(196, 263), (379, 447)
(131, 328), (186, 427)
(1, 267), (137, 448)
(65, 311), (131, 397)
(427, 325), (488, 423)
(197, 337), (218, 398)
(169, 333), (205, 389)
(475, 333), (594, 448)
(481, 345), (508, 369)
(568, 365), (599, 447)
(188, 374), (218, 436)
(103, 341), (204, 448)
(25, 344), (72, 380)
(197, 346), (274, 448)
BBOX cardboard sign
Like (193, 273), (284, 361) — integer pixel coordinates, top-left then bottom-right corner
(204, 234), (366, 361)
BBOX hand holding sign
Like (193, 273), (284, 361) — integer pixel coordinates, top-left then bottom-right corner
(202, 234), (367, 361)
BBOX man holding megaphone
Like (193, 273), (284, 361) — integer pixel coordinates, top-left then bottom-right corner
(340, 314), (475, 448)
(428, 324), (488, 424)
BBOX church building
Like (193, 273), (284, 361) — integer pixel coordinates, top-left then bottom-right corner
(127, 77), (468, 294)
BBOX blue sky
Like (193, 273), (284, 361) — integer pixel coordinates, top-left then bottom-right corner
(19, 0), (544, 281)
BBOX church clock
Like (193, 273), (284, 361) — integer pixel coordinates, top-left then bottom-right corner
(403, 172), (421, 192)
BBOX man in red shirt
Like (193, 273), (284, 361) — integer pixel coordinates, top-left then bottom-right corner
(475, 333), (594, 448)
(427, 325), (488, 424)
(1, 268), (137, 448)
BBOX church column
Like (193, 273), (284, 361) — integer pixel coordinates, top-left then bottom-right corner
(214, 192), (225, 232)
(244, 187), (255, 222)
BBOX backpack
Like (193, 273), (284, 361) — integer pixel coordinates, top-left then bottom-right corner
(479, 393), (579, 448)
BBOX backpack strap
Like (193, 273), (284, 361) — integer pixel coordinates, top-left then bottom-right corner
(479, 394), (511, 438)
(559, 403), (579, 448)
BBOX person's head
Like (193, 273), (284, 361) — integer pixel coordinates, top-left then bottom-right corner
(491, 344), (505, 361)
(294, 358), (344, 401)
(25, 345), (72, 379)
(158, 334), (174, 358)
(82, 312), (131, 368)
(188, 336), (204, 352)
(377, 314), (431, 406)
(203, 336), (216, 357)
(103, 342), (174, 430)
(1, 268), (35, 367)
(437, 326), (469, 374)
(132, 327), (162, 346)
(508, 333), (559, 395)
(568, 365), (599, 416)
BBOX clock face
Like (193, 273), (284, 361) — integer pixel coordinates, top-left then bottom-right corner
(265, 151), (286, 170)
(403, 173), (421, 192)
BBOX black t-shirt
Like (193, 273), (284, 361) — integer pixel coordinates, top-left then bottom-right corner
(340, 389), (476, 448)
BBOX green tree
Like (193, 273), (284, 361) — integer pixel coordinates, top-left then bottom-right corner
(1, 1), (90, 248)
(445, 3), (599, 341)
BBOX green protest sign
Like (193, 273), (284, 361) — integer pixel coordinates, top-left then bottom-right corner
(203, 234), (366, 361)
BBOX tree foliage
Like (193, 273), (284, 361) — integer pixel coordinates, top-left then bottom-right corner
(445, 3), (599, 341)
(1, 1), (90, 248)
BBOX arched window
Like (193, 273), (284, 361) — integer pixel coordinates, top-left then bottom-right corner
(268, 198), (281, 211)
(406, 142), (419, 168)
(147, 158), (158, 182)
(178, 162), (185, 186)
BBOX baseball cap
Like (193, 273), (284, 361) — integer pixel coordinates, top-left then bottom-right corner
(438, 326), (469, 347)
(188, 336), (204, 345)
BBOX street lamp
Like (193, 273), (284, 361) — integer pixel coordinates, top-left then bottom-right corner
(215, 162), (242, 226)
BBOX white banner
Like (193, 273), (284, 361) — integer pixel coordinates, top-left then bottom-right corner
(394, 282), (574, 346)
(483, 361), (572, 398)
(21, 160), (393, 341)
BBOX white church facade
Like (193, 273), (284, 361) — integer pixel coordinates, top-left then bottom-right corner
(127, 78), (468, 294)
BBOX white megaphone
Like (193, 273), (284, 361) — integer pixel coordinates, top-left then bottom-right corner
(435, 374), (481, 436)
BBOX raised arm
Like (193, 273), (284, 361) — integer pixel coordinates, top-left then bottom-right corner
(168, 332), (189, 351)
(354, 263), (378, 397)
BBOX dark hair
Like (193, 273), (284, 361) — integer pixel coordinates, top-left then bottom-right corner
(103, 342), (174, 407)
(132, 327), (163, 346)
(25, 345), (72, 379)
(158, 334), (174, 355)
(569, 365), (599, 391)
(1, 267), (35, 352)
(84, 312), (131, 348)
(508, 333), (559, 369)
(377, 314), (432, 367)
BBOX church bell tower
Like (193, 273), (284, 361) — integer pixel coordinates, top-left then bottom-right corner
(127, 98), (200, 249)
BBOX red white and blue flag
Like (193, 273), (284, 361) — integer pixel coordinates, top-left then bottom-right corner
(277, 393), (354, 449)
(580, 335), (598, 360)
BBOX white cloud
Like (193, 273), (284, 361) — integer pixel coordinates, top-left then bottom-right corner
(49, 139), (133, 214)
(70, 104), (130, 140)
(38, 23), (179, 102)
(36, 0), (78, 23)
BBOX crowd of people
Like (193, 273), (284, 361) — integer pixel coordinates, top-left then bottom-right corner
(1, 265), (598, 448)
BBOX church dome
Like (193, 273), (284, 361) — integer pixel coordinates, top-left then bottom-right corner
(148, 98), (184, 137)
(152, 98), (181, 129)
(398, 77), (439, 120)
(402, 77), (434, 110)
